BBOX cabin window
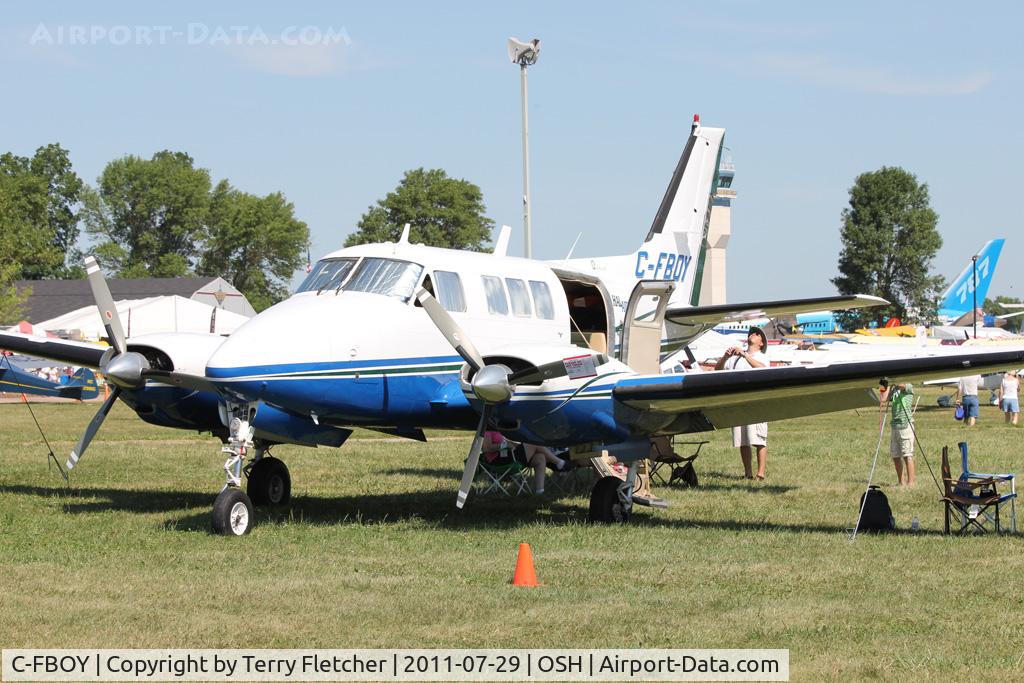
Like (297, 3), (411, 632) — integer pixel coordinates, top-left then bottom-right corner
(296, 258), (358, 293)
(345, 258), (424, 302)
(506, 278), (533, 317)
(481, 275), (509, 315)
(529, 280), (555, 320)
(434, 271), (466, 312)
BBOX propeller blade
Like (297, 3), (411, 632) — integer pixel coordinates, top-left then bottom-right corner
(66, 385), (121, 470)
(416, 288), (485, 374)
(508, 353), (608, 385)
(456, 404), (492, 509)
(85, 256), (127, 355)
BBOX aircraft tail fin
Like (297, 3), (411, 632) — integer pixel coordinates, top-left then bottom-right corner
(560, 116), (726, 308)
(60, 367), (99, 400)
(938, 239), (1004, 320)
(633, 116), (725, 306)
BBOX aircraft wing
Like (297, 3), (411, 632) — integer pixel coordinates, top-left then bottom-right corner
(0, 332), (107, 368)
(662, 294), (886, 348)
(996, 310), (1024, 320)
(666, 294), (886, 326)
(613, 348), (1024, 431)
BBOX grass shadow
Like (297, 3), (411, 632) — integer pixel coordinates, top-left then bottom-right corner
(4, 482), (892, 537)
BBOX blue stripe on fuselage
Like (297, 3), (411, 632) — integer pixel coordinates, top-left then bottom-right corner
(206, 355), (463, 379)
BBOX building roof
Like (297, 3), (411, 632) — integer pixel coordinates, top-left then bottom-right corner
(15, 278), (222, 323)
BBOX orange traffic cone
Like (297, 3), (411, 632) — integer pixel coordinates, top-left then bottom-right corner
(512, 543), (539, 587)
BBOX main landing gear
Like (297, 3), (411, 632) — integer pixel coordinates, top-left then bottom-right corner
(583, 449), (668, 524)
(210, 403), (292, 536)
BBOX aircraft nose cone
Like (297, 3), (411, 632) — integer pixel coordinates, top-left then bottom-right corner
(472, 364), (513, 403)
(104, 351), (149, 388)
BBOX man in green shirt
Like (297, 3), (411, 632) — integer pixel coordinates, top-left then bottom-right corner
(880, 381), (915, 486)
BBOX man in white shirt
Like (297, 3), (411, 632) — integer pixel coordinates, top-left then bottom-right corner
(715, 327), (769, 480)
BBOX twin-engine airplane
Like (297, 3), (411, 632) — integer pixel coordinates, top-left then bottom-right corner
(3, 118), (1023, 536)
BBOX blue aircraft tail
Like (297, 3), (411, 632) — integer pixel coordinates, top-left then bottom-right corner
(59, 367), (99, 400)
(937, 239), (1004, 321)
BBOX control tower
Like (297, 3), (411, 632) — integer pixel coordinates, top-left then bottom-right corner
(698, 151), (735, 305)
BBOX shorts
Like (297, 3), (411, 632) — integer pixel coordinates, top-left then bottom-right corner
(961, 395), (979, 418)
(733, 423), (767, 448)
(1001, 398), (1020, 413)
(890, 426), (914, 459)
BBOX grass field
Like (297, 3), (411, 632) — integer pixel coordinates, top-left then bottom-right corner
(1, 390), (1023, 681)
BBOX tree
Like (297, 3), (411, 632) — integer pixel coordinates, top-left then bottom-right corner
(0, 264), (29, 325)
(0, 144), (82, 279)
(30, 144), (85, 275)
(82, 151), (211, 277)
(198, 181), (310, 312)
(832, 167), (944, 328)
(345, 168), (493, 250)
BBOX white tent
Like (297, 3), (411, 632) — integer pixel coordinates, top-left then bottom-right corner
(31, 295), (251, 340)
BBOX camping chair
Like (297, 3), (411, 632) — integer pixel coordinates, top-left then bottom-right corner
(940, 446), (1015, 535)
(648, 437), (707, 488)
(474, 443), (531, 497)
(957, 441), (1017, 532)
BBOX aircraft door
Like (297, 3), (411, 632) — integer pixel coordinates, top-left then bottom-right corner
(619, 280), (675, 373)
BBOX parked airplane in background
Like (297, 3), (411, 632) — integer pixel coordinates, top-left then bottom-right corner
(0, 356), (98, 400)
(937, 238), (1004, 323)
(780, 238), (1008, 338)
(3, 119), (1022, 537)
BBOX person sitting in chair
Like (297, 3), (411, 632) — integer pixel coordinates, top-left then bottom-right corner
(482, 431), (570, 495)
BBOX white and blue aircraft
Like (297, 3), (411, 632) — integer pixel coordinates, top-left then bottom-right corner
(3, 119), (1023, 536)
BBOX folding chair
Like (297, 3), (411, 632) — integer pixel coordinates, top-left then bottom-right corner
(474, 444), (531, 497)
(940, 445), (1016, 535)
(956, 441), (1017, 532)
(648, 437), (707, 488)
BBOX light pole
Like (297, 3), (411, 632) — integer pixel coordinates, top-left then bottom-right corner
(508, 37), (540, 258)
(972, 254), (978, 339)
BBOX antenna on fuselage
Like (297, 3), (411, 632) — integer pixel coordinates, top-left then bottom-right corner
(394, 223), (411, 254)
(562, 232), (583, 263)
(493, 224), (512, 256)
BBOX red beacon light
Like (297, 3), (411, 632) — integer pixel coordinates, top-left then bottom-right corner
(691, 113), (701, 132)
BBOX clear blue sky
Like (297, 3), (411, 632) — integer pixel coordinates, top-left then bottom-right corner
(3, 2), (1021, 300)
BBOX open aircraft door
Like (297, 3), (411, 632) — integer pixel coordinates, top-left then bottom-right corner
(619, 280), (676, 374)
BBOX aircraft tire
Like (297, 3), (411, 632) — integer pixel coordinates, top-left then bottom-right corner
(247, 457), (292, 506)
(212, 487), (254, 536)
(588, 476), (630, 523)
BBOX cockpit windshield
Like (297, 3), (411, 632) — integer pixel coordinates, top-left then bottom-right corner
(296, 258), (358, 293)
(344, 258), (424, 302)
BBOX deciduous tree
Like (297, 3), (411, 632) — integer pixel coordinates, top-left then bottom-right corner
(832, 167), (943, 328)
(198, 181), (309, 312)
(82, 151), (211, 277)
(345, 168), (493, 250)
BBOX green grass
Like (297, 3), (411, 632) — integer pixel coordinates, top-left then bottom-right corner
(1, 391), (1023, 681)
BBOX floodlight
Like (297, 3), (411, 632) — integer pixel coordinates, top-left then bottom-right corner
(507, 37), (540, 66)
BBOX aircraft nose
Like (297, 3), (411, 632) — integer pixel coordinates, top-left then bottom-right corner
(206, 298), (334, 382)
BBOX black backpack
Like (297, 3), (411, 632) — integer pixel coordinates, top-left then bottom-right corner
(857, 485), (895, 532)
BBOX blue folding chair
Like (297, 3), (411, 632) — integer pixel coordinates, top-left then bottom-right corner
(941, 442), (1017, 534)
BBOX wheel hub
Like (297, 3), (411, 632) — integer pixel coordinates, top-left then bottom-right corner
(229, 501), (249, 535)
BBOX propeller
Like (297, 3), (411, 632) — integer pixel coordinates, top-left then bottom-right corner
(66, 258), (151, 471)
(415, 287), (606, 508)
